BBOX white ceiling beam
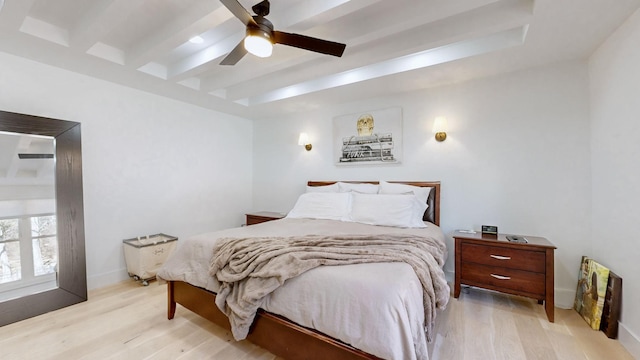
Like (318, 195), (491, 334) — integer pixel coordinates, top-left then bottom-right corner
(166, 0), (360, 81)
(270, 0), (353, 29)
(222, 0), (532, 101)
(36, 163), (54, 180)
(202, 51), (316, 96)
(6, 136), (31, 179)
(19, 16), (69, 47)
(240, 26), (528, 106)
(166, 31), (244, 80)
(199, 0), (385, 92)
(125, 2), (229, 69)
(200, 0), (500, 94)
(70, 0), (145, 53)
(282, 0), (386, 33)
(0, 0), (37, 30)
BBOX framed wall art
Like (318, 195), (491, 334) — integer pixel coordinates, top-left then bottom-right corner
(573, 256), (610, 330)
(333, 107), (402, 166)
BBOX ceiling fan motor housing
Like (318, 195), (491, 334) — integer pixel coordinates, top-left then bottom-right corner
(247, 16), (274, 41)
(252, 0), (270, 17)
(219, 0), (346, 65)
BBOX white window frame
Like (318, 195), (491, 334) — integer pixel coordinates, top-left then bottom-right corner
(0, 214), (57, 302)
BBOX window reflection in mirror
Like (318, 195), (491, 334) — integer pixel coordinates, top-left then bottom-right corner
(0, 132), (57, 302)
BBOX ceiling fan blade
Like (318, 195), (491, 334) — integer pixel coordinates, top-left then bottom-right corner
(220, 0), (257, 27)
(273, 31), (346, 57)
(18, 153), (54, 159)
(220, 40), (248, 65)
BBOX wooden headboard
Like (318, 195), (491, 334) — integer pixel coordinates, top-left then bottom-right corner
(307, 181), (441, 226)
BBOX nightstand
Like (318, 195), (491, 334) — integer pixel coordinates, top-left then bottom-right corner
(453, 231), (556, 322)
(245, 211), (285, 226)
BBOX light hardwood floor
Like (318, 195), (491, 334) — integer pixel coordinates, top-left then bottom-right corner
(431, 286), (633, 360)
(0, 281), (632, 360)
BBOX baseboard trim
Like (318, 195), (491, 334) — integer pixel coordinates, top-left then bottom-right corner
(445, 269), (454, 285)
(619, 322), (640, 358)
(555, 288), (575, 309)
(87, 268), (130, 291)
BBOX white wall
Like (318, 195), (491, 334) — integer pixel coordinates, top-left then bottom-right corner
(0, 51), (253, 289)
(589, 8), (640, 357)
(253, 61), (592, 309)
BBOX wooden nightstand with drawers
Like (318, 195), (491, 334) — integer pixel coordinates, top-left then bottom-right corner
(245, 211), (285, 226)
(453, 231), (556, 322)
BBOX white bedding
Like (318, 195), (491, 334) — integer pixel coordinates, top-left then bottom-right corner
(157, 218), (449, 360)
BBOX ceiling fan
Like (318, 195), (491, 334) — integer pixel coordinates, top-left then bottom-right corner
(219, 0), (347, 65)
(18, 153), (54, 159)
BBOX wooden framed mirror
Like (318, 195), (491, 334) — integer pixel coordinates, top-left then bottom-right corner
(0, 110), (86, 326)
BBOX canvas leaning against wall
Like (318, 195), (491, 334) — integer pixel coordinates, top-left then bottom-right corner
(333, 107), (403, 166)
(574, 256), (610, 330)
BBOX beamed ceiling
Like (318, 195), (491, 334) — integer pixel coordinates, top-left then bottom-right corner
(0, 0), (639, 119)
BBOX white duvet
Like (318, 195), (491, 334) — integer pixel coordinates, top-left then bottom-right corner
(157, 218), (449, 360)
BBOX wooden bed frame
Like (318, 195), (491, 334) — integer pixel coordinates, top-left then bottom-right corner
(167, 181), (441, 359)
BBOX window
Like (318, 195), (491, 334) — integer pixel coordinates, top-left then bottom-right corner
(31, 215), (58, 277)
(0, 219), (21, 283)
(0, 215), (57, 289)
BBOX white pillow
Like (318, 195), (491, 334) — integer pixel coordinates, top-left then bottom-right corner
(337, 182), (379, 194)
(286, 192), (351, 220)
(379, 181), (432, 204)
(306, 183), (339, 193)
(348, 193), (428, 228)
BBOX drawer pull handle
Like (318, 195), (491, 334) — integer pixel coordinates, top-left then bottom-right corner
(491, 274), (511, 280)
(490, 255), (511, 260)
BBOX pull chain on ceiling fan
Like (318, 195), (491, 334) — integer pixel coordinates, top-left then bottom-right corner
(219, 0), (347, 65)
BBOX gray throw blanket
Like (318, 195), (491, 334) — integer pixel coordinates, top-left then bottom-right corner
(210, 234), (450, 341)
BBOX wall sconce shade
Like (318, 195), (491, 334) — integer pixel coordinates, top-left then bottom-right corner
(298, 132), (312, 151)
(433, 116), (448, 142)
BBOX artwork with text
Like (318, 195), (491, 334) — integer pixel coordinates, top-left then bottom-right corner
(333, 107), (402, 165)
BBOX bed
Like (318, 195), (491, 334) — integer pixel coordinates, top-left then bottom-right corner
(157, 181), (447, 360)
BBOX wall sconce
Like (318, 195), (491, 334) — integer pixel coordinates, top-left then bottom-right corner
(298, 132), (312, 151)
(433, 116), (448, 142)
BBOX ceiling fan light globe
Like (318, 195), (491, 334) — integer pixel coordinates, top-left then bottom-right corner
(245, 35), (273, 58)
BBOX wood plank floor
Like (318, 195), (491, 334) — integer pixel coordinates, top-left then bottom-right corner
(431, 287), (633, 360)
(0, 281), (632, 360)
